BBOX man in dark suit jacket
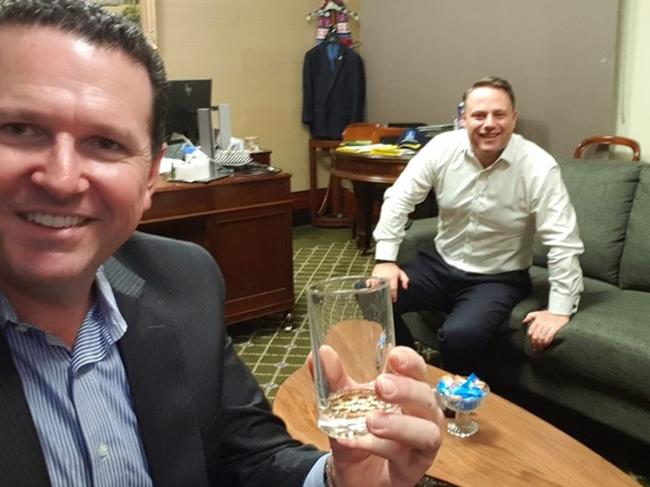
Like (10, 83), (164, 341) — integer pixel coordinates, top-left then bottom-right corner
(0, 1), (442, 486)
(1, 233), (324, 486)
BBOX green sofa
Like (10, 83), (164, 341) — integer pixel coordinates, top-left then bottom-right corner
(396, 159), (650, 445)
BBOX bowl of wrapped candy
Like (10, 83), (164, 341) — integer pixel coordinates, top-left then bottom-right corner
(436, 373), (489, 438)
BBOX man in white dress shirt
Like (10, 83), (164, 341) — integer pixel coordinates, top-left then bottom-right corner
(372, 77), (584, 374)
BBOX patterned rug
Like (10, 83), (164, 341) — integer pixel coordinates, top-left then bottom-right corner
(231, 240), (374, 401)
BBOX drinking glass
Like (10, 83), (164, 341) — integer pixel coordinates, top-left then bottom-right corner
(307, 276), (398, 439)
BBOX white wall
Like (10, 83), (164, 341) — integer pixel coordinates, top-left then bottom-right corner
(616, 0), (650, 157)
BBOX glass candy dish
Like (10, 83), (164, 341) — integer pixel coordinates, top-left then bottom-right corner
(436, 373), (490, 438)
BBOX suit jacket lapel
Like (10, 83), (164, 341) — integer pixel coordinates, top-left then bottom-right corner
(0, 334), (51, 486)
(105, 258), (209, 487)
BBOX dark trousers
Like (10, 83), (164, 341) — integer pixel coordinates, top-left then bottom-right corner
(395, 246), (531, 375)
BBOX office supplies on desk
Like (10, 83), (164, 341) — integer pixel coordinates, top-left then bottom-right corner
(168, 163), (233, 183)
(213, 149), (252, 167)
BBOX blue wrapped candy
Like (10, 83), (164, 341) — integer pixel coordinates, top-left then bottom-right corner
(436, 373), (488, 412)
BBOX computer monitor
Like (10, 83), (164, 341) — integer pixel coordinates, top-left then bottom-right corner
(165, 79), (212, 143)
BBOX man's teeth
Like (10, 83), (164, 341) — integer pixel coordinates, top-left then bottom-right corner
(25, 213), (85, 228)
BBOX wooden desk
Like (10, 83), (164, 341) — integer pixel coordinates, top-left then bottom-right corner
(331, 150), (410, 253)
(273, 365), (638, 487)
(139, 171), (294, 325)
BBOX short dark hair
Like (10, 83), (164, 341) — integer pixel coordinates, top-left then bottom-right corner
(463, 76), (516, 109)
(0, 0), (168, 155)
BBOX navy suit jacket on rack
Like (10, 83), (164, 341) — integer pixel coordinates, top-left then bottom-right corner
(302, 41), (366, 140)
(0, 232), (322, 486)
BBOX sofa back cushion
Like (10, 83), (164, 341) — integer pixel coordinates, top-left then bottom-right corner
(533, 159), (640, 285)
(619, 164), (650, 290)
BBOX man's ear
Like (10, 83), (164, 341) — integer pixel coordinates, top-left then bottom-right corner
(512, 109), (519, 128)
(143, 143), (166, 211)
(148, 144), (166, 188)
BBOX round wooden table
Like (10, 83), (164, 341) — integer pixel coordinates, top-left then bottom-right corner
(273, 365), (638, 486)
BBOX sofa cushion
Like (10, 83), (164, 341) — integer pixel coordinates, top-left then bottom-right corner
(533, 159), (640, 285)
(397, 217), (438, 264)
(501, 267), (650, 404)
(619, 164), (650, 291)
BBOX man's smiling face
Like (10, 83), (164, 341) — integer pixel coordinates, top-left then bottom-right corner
(0, 25), (161, 298)
(463, 86), (518, 167)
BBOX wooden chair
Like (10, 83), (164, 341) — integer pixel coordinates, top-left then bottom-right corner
(574, 135), (641, 161)
(370, 126), (404, 144)
(310, 123), (380, 228)
(342, 122), (382, 142)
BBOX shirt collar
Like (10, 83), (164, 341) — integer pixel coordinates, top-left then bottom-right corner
(0, 289), (16, 330)
(0, 265), (128, 342)
(499, 133), (519, 165)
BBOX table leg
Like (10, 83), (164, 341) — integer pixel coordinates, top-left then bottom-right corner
(309, 139), (351, 228)
(352, 180), (375, 254)
(308, 139), (319, 224)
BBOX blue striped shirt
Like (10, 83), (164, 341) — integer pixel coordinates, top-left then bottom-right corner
(0, 267), (152, 487)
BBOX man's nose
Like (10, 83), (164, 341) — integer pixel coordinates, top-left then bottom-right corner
(484, 114), (496, 128)
(30, 136), (90, 198)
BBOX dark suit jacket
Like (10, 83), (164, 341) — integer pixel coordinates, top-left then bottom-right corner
(302, 42), (365, 139)
(0, 232), (323, 486)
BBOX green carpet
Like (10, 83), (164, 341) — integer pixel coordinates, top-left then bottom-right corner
(230, 234), (648, 485)
(231, 240), (374, 401)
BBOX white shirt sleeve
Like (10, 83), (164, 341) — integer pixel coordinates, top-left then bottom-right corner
(532, 166), (584, 315)
(373, 140), (440, 261)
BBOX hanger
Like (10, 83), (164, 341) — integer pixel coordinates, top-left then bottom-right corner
(306, 1), (360, 22)
(324, 25), (339, 43)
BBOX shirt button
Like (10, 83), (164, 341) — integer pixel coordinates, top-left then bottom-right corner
(98, 444), (110, 459)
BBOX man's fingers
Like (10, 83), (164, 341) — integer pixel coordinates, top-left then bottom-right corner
(522, 312), (537, 325)
(375, 374), (440, 422)
(529, 325), (556, 351)
(374, 348), (442, 422)
(371, 262), (408, 302)
(342, 413), (441, 484)
(364, 413), (441, 457)
(389, 276), (399, 302)
(387, 347), (427, 381)
(525, 310), (570, 351)
(319, 345), (350, 391)
(399, 270), (409, 290)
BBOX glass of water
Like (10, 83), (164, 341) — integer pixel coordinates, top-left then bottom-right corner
(306, 276), (399, 439)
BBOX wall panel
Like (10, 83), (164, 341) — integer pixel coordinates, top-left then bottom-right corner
(360, 0), (619, 158)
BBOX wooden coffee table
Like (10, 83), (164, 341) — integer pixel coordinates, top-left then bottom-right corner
(273, 365), (639, 486)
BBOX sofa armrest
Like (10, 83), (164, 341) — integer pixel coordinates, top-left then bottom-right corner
(396, 217), (438, 265)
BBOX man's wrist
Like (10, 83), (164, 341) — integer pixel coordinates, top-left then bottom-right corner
(374, 259), (395, 264)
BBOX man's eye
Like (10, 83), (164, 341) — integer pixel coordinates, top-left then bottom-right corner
(89, 137), (124, 152)
(1, 123), (41, 137)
